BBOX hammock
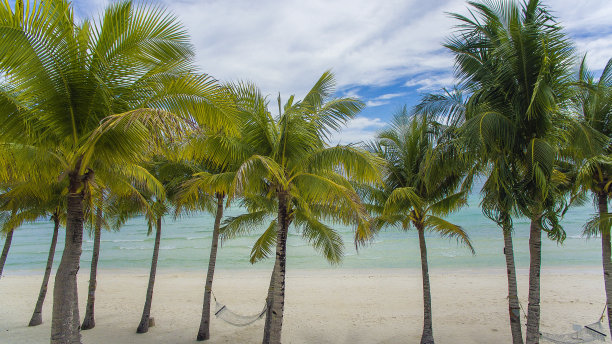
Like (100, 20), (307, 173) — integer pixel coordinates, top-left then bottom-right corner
(517, 302), (609, 344)
(540, 322), (607, 344)
(212, 292), (268, 327)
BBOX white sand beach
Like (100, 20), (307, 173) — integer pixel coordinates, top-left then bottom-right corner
(0, 268), (607, 343)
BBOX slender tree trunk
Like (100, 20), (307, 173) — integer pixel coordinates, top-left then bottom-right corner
(598, 193), (612, 336)
(503, 226), (524, 344)
(29, 214), (60, 326)
(197, 194), (225, 341)
(262, 262), (278, 343)
(0, 229), (14, 278)
(51, 171), (86, 344)
(81, 206), (103, 330)
(525, 215), (542, 344)
(417, 224), (434, 344)
(263, 191), (290, 344)
(137, 216), (162, 334)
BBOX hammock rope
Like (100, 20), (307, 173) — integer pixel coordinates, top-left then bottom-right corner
(517, 300), (608, 343)
(211, 291), (268, 327)
(599, 304), (607, 323)
(540, 321), (607, 344)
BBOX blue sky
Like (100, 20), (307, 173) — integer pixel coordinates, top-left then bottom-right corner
(71, 0), (612, 144)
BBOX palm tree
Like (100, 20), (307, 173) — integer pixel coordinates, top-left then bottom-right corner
(0, 178), (66, 327)
(195, 192), (225, 341)
(29, 210), (62, 326)
(480, 163), (524, 343)
(19, 183), (67, 328)
(133, 156), (197, 334)
(571, 57), (612, 334)
(102, 174), (167, 335)
(82, 162), (175, 330)
(0, 180), (66, 305)
(175, 149), (234, 341)
(0, 1), (233, 342)
(361, 110), (474, 344)
(221, 189), (365, 342)
(446, 1), (579, 341)
(137, 205), (164, 334)
(177, 174), (227, 341)
(416, 86), (525, 342)
(103, 170), (166, 335)
(27, 209), (62, 326)
(201, 74), (381, 343)
(177, 82), (305, 341)
(0, 176), (67, 325)
(0, 226), (12, 278)
(80, 203), (103, 330)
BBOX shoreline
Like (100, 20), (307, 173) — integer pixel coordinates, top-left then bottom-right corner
(1, 264), (604, 277)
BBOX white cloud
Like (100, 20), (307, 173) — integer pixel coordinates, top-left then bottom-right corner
(543, 0), (612, 71)
(328, 117), (387, 145)
(347, 117), (387, 129)
(365, 100), (389, 107)
(405, 74), (457, 92)
(363, 92), (406, 108)
(72, 0), (612, 97)
(575, 39), (612, 72)
(375, 93), (406, 100)
(157, 0), (469, 97)
(548, 0), (612, 32)
(342, 88), (362, 99)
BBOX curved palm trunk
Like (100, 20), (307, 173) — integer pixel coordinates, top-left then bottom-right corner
(29, 214), (60, 326)
(81, 207), (103, 330)
(525, 215), (542, 344)
(262, 263), (278, 343)
(417, 225), (434, 344)
(137, 216), (162, 334)
(197, 194), (225, 341)
(598, 193), (612, 335)
(503, 226), (524, 344)
(264, 191), (290, 344)
(0, 229), (14, 278)
(51, 177), (85, 344)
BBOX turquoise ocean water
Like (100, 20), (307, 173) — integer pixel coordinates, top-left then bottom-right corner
(1, 190), (604, 274)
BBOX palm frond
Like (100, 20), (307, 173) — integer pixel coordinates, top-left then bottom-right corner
(220, 211), (270, 242)
(427, 190), (468, 216)
(383, 187), (423, 215)
(425, 215), (475, 254)
(296, 211), (344, 264)
(249, 220), (277, 264)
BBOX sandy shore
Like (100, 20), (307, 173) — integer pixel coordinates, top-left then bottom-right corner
(0, 268), (608, 343)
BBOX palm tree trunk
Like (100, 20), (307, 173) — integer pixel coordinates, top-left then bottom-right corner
(137, 216), (162, 334)
(28, 214), (60, 326)
(81, 206), (103, 330)
(598, 193), (612, 336)
(417, 224), (434, 344)
(0, 229), (14, 278)
(263, 191), (290, 344)
(262, 262), (278, 343)
(525, 215), (542, 344)
(197, 194), (225, 341)
(51, 173), (86, 344)
(503, 226), (524, 344)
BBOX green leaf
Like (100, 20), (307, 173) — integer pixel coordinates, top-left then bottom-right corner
(250, 220), (277, 264)
(425, 215), (475, 254)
